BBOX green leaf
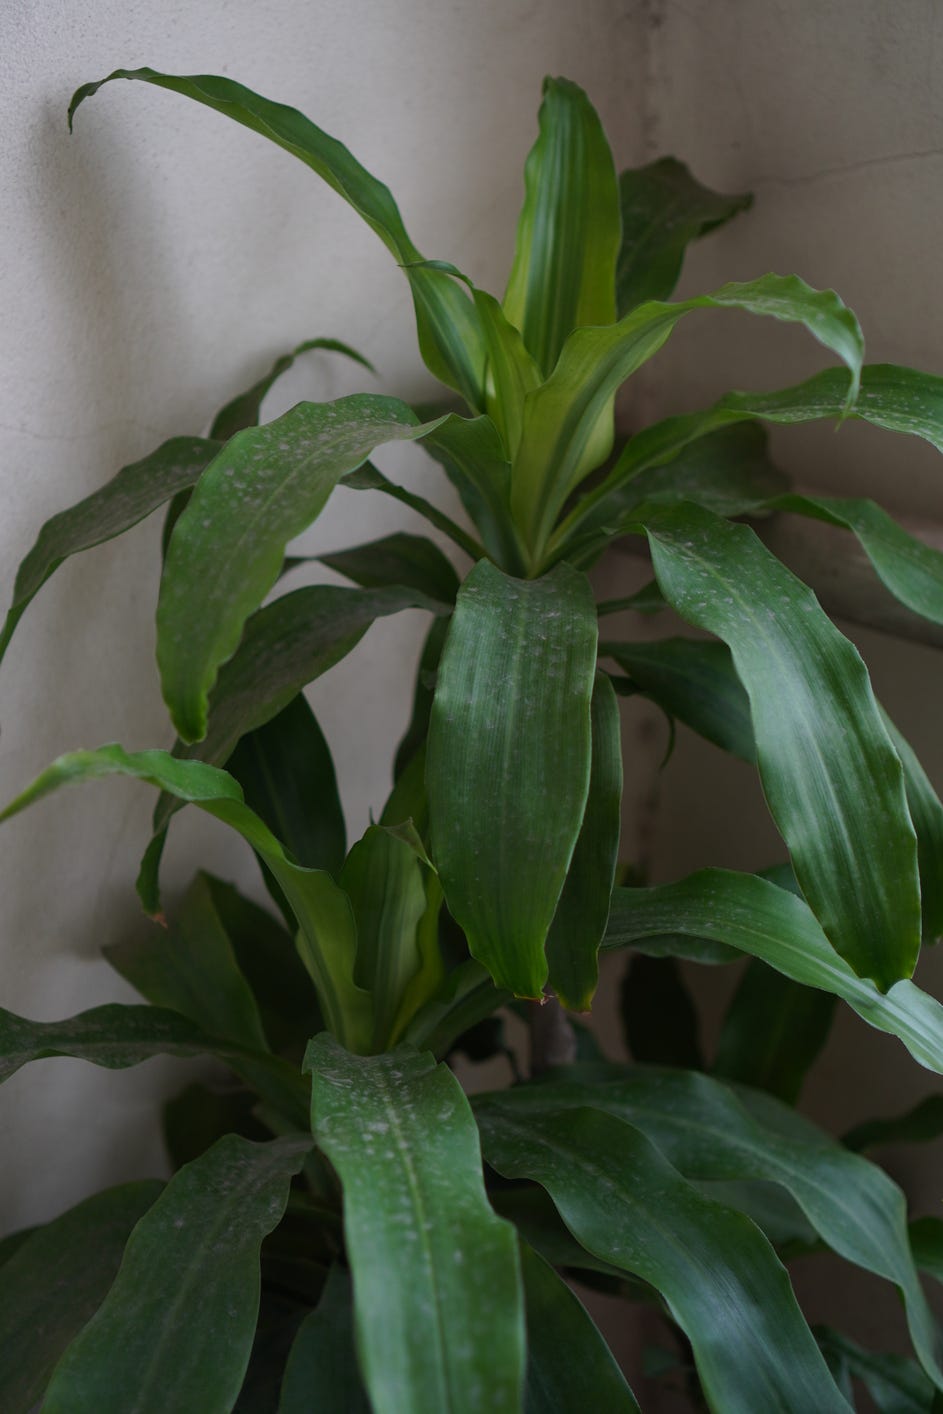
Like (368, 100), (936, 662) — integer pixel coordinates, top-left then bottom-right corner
(394, 617), (449, 783)
(0, 436), (217, 665)
(714, 959), (837, 1103)
(620, 955), (702, 1068)
(545, 672), (622, 1010)
(426, 559), (598, 996)
(319, 530), (460, 603)
(211, 338), (375, 442)
(0, 745), (372, 1052)
(498, 1067), (943, 1392)
(603, 869), (943, 1076)
(910, 1219), (943, 1288)
(882, 710), (943, 943)
(401, 957), (510, 1058)
(520, 1243), (641, 1414)
(642, 503), (919, 989)
(512, 273), (863, 562)
(816, 1328), (936, 1414)
(304, 1036), (524, 1414)
(616, 157), (752, 315)
(0, 1181), (162, 1414)
(40, 1135), (308, 1414)
(416, 414), (522, 572)
(341, 455), (486, 562)
(844, 1095), (943, 1153)
(278, 1266), (370, 1413)
(340, 825), (428, 1051)
(475, 1100), (851, 1413)
(503, 77), (620, 376)
(472, 287), (542, 460)
(70, 69), (487, 408)
(157, 395), (443, 742)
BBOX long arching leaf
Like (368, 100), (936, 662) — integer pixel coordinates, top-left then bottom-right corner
(304, 1037), (524, 1414)
(277, 1266), (370, 1413)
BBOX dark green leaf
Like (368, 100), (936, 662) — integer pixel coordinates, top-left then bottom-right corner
(714, 959), (836, 1102)
(70, 70), (487, 408)
(211, 338), (375, 442)
(304, 1036), (524, 1414)
(163, 1082), (271, 1169)
(0, 436), (217, 665)
(844, 1095), (943, 1153)
(816, 1328), (936, 1414)
(401, 958), (510, 1058)
(520, 1243), (641, 1413)
(319, 531), (459, 603)
(341, 455), (486, 562)
(393, 615), (449, 783)
(621, 955), (702, 1067)
(0, 1182), (162, 1414)
(157, 395), (442, 742)
(503, 77), (620, 376)
(616, 157), (752, 315)
(475, 1100), (850, 1412)
(427, 559), (598, 997)
(41, 1135), (308, 1414)
(882, 710), (943, 943)
(643, 502), (919, 989)
(910, 1219), (943, 1287)
(603, 870), (943, 1076)
(545, 672), (622, 1010)
(278, 1266), (370, 1413)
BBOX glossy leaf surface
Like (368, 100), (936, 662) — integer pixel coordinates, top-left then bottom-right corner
(427, 559), (598, 996)
(604, 870), (943, 1075)
(305, 1037), (524, 1414)
(475, 1101), (850, 1413)
(41, 1135), (308, 1414)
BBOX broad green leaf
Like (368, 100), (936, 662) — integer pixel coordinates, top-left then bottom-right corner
(616, 156), (752, 315)
(512, 274), (863, 562)
(0, 745), (372, 1052)
(475, 1100), (851, 1413)
(882, 710), (943, 943)
(426, 559), (598, 996)
(473, 287), (542, 459)
(387, 871), (446, 1043)
(596, 579), (668, 617)
(816, 1328), (936, 1414)
(417, 414), (523, 572)
(0, 1181), (162, 1414)
(304, 1036), (524, 1414)
(393, 616), (447, 783)
(340, 825), (428, 1050)
(503, 77), (620, 376)
(642, 503), (919, 989)
(235, 1291), (311, 1414)
(157, 395), (443, 742)
(714, 959), (837, 1103)
(603, 870), (943, 1076)
(41, 1135), (309, 1414)
(162, 1082), (271, 1170)
(341, 456), (486, 562)
(545, 672), (622, 1010)
(319, 530), (460, 603)
(0, 436), (217, 665)
(211, 338), (375, 442)
(621, 955), (702, 1068)
(496, 1067), (943, 1391)
(106, 872), (268, 1050)
(401, 957), (510, 1057)
(70, 70), (487, 408)
(278, 1266), (370, 1413)
(520, 1243), (641, 1414)
(844, 1095), (943, 1153)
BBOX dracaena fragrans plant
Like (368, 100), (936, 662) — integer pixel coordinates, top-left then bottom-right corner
(2, 66), (943, 1414)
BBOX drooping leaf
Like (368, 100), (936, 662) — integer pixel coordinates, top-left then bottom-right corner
(616, 156), (752, 315)
(603, 870), (943, 1076)
(426, 559), (598, 997)
(844, 1095), (943, 1153)
(511, 273), (863, 562)
(544, 672), (622, 1010)
(816, 1328), (936, 1414)
(881, 710), (943, 944)
(277, 1266), (370, 1413)
(40, 1135), (308, 1414)
(319, 531), (460, 603)
(156, 395), (443, 742)
(620, 955), (703, 1068)
(211, 338), (375, 442)
(304, 1036), (524, 1414)
(520, 1242), (641, 1413)
(0, 745), (372, 1052)
(0, 436), (218, 665)
(503, 77), (620, 376)
(0, 1181), (162, 1414)
(495, 1067), (943, 1391)
(70, 69), (487, 408)
(642, 502), (919, 989)
(714, 959), (837, 1103)
(475, 1100), (851, 1413)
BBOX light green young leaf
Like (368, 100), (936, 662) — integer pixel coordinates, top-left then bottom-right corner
(642, 503), (919, 989)
(157, 395), (444, 742)
(616, 156), (752, 315)
(426, 559), (598, 997)
(304, 1037), (525, 1414)
(0, 1181), (162, 1414)
(0, 436), (218, 666)
(503, 77), (621, 376)
(475, 1101), (851, 1413)
(603, 870), (943, 1076)
(40, 1135), (309, 1414)
(70, 69), (487, 408)
(545, 672), (622, 1011)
